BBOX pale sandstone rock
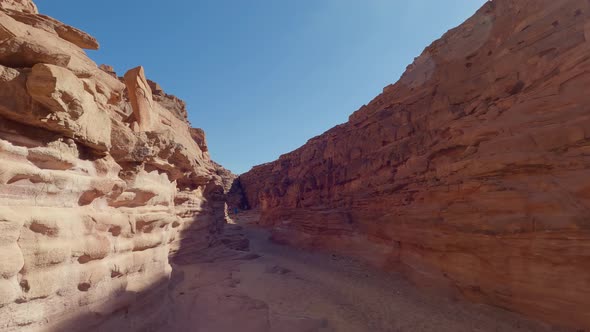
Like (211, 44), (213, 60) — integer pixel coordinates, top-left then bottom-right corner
(25, 63), (112, 150)
(148, 78), (190, 122)
(124, 66), (154, 132)
(99, 64), (117, 78)
(0, 64), (115, 151)
(239, 0), (590, 329)
(0, 11), (74, 68)
(0, 0), (233, 330)
(27, 63), (95, 119)
(0, 10), (122, 93)
(0, 0), (37, 13)
(2, 9), (99, 49)
(190, 127), (209, 152)
(53, 20), (99, 50)
(0, 209), (24, 306)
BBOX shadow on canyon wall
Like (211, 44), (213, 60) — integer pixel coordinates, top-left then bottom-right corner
(49, 181), (239, 332)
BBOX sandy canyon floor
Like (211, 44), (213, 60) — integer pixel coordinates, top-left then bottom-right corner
(155, 211), (571, 332)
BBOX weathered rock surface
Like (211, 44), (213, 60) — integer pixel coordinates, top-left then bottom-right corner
(148, 79), (189, 122)
(124, 66), (155, 132)
(0, 1), (233, 330)
(98, 64), (116, 78)
(239, 0), (590, 329)
(3, 9), (98, 50)
(0, 0), (36, 14)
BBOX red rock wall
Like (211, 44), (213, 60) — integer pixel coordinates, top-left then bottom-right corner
(0, 2), (231, 331)
(240, 0), (590, 329)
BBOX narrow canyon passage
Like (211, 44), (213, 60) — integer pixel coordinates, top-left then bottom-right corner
(2, 0), (590, 330)
(162, 211), (567, 332)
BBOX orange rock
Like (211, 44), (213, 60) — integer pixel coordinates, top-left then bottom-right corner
(239, 0), (590, 329)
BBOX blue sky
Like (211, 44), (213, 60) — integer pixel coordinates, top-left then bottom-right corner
(37, 0), (486, 174)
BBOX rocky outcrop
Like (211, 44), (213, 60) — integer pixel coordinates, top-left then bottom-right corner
(0, 1), (232, 331)
(190, 127), (208, 152)
(98, 64), (116, 78)
(0, 0), (36, 14)
(124, 66), (155, 132)
(148, 79), (189, 122)
(239, 0), (590, 329)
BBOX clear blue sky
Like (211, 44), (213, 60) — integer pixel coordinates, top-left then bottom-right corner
(37, 0), (485, 174)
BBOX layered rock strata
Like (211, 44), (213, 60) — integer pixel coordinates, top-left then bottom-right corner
(0, 1), (231, 330)
(239, 0), (590, 329)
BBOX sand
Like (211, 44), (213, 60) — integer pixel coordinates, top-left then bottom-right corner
(160, 212), (570, 332)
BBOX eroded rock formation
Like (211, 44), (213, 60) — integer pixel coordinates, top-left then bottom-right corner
(0, 0), (36, 14)
(124, 66), (155, 132)
(0, 1), (232, 330)
(239, 0), (590, 329)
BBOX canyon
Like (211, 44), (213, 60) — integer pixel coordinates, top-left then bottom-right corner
(239, 0), (590, 330)
(0, 0), (233, 330)
(0, 0), (588, 331)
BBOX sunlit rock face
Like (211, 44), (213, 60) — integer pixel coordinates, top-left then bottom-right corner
(0, 0), (36, 14)
(0, 1), (232, 330)
(240, 0), (590, 329)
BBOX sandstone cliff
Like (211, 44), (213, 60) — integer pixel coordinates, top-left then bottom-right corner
(239, 0), (590, 329)
(0, 0), (232, 330)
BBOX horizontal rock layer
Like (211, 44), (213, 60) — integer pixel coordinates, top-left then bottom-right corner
(239, 0), (590, 329)
(0, 1), (232, 331)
